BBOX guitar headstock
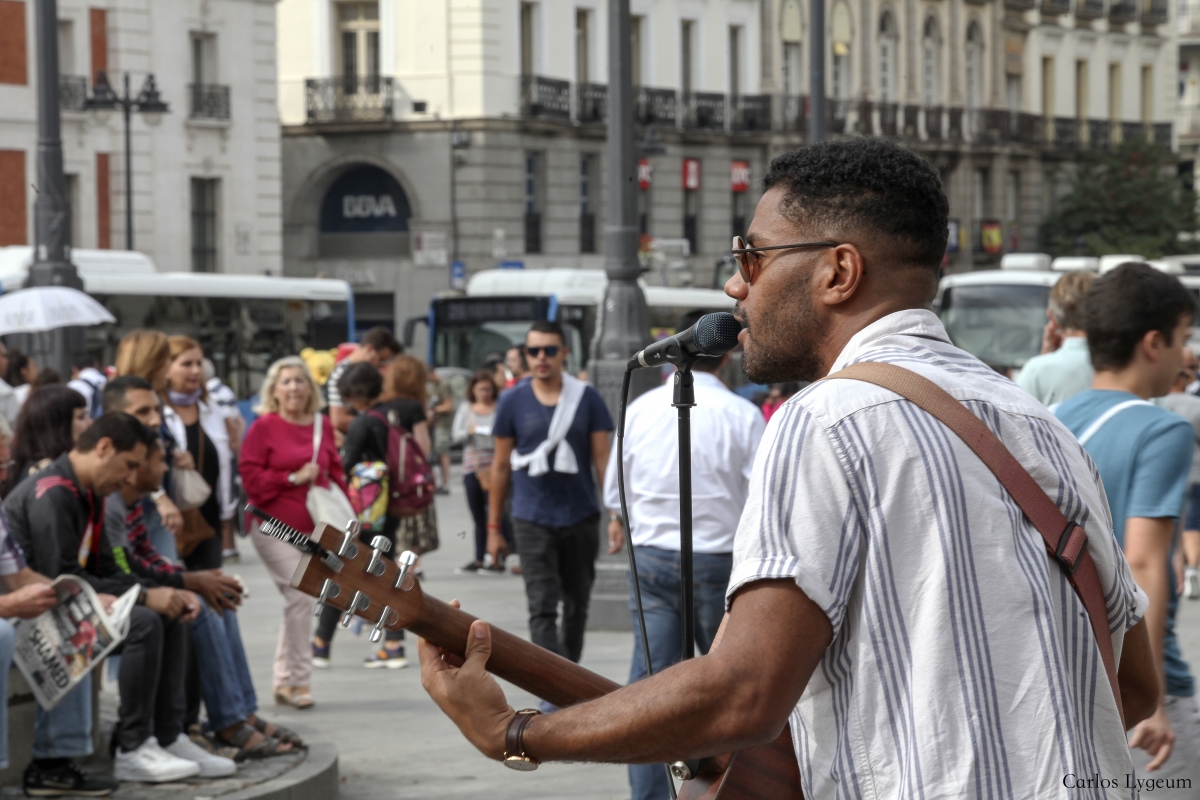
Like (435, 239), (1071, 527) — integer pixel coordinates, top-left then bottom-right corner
(289, 522), (427, 641)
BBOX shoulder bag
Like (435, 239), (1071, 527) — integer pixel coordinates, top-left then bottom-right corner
(825, 362), (1124, 725)
(305, 413), (357, 529)
(175, 423), (215, 557)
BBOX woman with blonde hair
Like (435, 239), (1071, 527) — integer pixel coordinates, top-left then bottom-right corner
(380, 356), (439, 573)
(239, 356), (345, 709)
(115, 329), (171, 391)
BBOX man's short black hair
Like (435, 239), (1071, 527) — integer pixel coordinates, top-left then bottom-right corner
(762, 138), (949, 270)
(102, 375), (154, 413)
(76, 412), (157, 455)
(361, 327), (402, 356)
(1085, 262), (1195, 371)
(337, 361), (383, 402)
(527, 320), (567, 346)
(675, 310), (724, 373)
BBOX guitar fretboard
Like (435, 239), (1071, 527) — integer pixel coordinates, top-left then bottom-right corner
(246, 505), (324, 557)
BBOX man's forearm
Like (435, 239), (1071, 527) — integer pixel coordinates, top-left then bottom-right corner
(1130, 560), (1169, 678)
(488, 468), (511, 526)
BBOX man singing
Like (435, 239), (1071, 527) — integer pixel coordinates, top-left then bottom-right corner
(420, 139), (1159, 798)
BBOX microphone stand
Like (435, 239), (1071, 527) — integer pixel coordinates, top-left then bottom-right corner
(672, 365), (696, 660)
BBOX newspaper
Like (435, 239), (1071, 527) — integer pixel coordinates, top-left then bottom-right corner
(12, 576), (139, 709)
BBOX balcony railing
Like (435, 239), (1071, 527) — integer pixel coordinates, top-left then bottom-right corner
(781, 95), (807, 132)
(731, 94), (773, 132)
(1041, 0), (1071, 14)
(306, 76), (393, 123)
(1076, 0), (1106, 18)
(59, 75), (87, 111)
(637, 87), (678, 126)
(189, 84), (230, 120)
(682, 92), (726, 130)
(1109, 0), (1137, 20)
(521, 75), (571, 120)
(876, 102), (899, 136)
(577, 83), (607, 124)
(902, 105), (920, 137)
(1142, 0), (1168, 21)
(1180, 104), (1200, 136)
(1004, 0), (1037, 9)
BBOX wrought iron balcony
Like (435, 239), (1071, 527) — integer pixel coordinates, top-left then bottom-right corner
(731, 94), (772, 132)
(1142, 0), (1168, 23)
(189, 84), (230, 120)
(521, 75), (571, 120)
(1122, 120), (1147, 144)
(576, 82), (607, 124)
(902, 105), (920, 137)
(1004, 0), (1037, 10)
(947, 107), (964, 140)
(875, 102), (899, 136)
(1041, 0), (1071, 14)
(924, 106), (944, 140)
(1085, 119), (1114, 150)
(636, 87), (678, 127)
(306, 76), (394, 123)
(1109, 0), (1137, 21)
(59, 75), (87, 111)
(682, 92), (726, 130)
(1075, 0), (1106, 19)
(1154, 122), (1172, 146)
(1054, 117), (1080, 149)
(780, 95), (806, 132)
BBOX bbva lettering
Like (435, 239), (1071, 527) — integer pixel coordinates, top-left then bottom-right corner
(342, 195), (399, 219)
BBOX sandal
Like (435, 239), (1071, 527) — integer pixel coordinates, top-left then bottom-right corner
(213, 722), (293, 761)
(249, 715), (306, 748)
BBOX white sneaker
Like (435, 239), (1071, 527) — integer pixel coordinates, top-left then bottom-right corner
(1187, 567), (1200, 600)
(164, 732), (237, 778)
(113, 738), (202, 783)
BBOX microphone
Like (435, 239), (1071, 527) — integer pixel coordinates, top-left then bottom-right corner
(628, 312), (742, 370)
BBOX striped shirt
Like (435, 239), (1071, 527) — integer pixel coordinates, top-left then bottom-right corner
(729, 309), (1147, 799)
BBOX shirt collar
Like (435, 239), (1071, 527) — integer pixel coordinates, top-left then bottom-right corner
(691, 371), (727, 390)
(1061, 336), (1089, 351)
(829, 308), (950, 373)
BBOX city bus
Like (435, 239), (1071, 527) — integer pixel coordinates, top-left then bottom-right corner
(0, 247), (354, 397)
(404, 268), (740, 387)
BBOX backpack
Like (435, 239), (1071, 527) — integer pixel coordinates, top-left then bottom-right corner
(367, 409), (435, 517)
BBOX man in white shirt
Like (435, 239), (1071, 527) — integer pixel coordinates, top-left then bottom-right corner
(1015, 270), (1095, 406)
(68, 355), (109, 419)
(420, 138), (1160, 798)
(603, 313), (765, 800)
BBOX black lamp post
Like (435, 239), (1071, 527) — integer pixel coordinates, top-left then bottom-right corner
(84, 70), (169, 250)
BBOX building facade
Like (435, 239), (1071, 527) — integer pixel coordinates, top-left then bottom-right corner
(0, 0), (281, 274)
(278, 0), (1174, 328)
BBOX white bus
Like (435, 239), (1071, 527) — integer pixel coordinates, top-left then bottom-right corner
(0, 247), (354, 396)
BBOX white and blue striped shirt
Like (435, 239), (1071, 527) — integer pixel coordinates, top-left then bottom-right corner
(729, 309), (1148, 799)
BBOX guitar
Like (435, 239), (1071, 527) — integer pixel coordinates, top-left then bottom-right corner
(249, 508), (803, 800)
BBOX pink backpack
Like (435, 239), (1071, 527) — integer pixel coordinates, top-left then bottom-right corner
(367, 409), (435, 517)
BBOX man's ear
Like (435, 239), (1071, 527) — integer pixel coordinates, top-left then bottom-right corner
(1140, 328), (1168, 362)
(823, 244), (865, 306)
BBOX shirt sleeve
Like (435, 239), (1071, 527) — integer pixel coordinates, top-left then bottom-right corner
(238, 417), (292, 504)
(726, 403), (859, 636)
(587, 387), (615, 433)
(326, 363), (345, 409)
(0, 512), (25, 577)
(1127, 418), (1194, 520)
(602, 432), (621, 512)
(493, 392), (517, 439)
(451, 403), (470, 444)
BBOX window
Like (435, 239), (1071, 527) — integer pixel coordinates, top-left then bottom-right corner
(337, 2), (380, 90)
(1109, 63), (1121, 121)
(681, 21), (694, 96)
(65, 173), (80, 249)
(520, 2), (535, 77)
(974, 168), (990, 218)
(580, 154), (597, 254)
(729, 26), (741, 99)
(1075, 59), (1088, 119)
(832, 3), (852, 99)
(575, 9), (589, 84)
(1042, 56), (1054, 118)
(0, 2), (26, 86)
(631, 15), (644, 87)
(781, 0), (803, 95)
(683, 161), (699, 255)
(192, 33), (216, 84)
(57, 20), (74, 76)
(1006, 75), (1021, 113)
(879, 12), (897, 102)
(1142, 65), (1153, 122)
(965, 23), (983, 110)
(191, 178), (219, 273)
(1006, 171), (1020, 251)
(524, 152), (544, 254)
(921, 17), (940, 106)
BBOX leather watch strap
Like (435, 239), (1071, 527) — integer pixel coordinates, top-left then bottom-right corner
(825, 362), (1125, 727)
(503, 709), (541, 770)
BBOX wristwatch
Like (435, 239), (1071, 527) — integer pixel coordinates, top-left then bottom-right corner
(502, 709), (541, 771)
(151, 488), (167, 502)
(287, 472), (298, 485)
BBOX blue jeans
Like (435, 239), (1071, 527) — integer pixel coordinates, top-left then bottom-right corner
(143, 501), (179, 563)
(0, 619), (12, 768)
(627, 546), (732, 800)
(190, 604), (257, 731)
(34, 672), (93, 759)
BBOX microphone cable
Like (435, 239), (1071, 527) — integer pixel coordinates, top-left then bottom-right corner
(616, 365), (680, 800)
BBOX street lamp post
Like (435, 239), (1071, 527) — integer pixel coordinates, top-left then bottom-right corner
(85, 71), (169, 250)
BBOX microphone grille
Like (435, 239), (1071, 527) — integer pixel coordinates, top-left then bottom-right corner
(693, 312), (743, 355)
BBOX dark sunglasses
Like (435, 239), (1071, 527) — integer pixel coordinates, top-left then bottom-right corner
(731, 235), (840, 285)
(525, 346), (560, 358)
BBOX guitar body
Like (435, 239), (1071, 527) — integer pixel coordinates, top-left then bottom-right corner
(291, 523), (804, 800)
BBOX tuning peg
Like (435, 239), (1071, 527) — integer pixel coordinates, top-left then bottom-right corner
(366, 536), (392, 576)
(369, 606), (397, 643)
(394, 550), (418, 591)
(313, 578), (341, 616)
(337, 528), (359, 559)
(339, 590), (369, 627)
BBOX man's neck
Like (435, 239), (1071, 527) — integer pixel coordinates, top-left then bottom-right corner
(120, 486), (142, 505)
(531, 373), (563, 399)
(1092, 368), (1159, 401)
(1061, 330), (1086, 339)
(66, 451), (92, 492)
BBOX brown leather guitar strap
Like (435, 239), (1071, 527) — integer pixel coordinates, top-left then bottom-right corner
(825, 362), (1125, 725)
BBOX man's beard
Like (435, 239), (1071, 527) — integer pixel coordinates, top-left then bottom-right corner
(739, 282), (828, 385)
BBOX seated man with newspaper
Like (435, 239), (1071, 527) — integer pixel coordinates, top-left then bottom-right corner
(4, 413), (232, 788)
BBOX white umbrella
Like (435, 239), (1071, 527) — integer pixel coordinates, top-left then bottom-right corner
(0, 286), (116, 335)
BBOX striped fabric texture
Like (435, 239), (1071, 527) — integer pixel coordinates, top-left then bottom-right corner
(728, 309), (1147, 799)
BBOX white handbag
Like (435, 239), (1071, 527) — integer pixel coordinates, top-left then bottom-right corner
(173, 423), (212, 511)
(305, 413), (356, 530)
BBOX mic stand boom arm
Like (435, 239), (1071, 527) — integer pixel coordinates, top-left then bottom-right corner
(673, 366), (696, 661)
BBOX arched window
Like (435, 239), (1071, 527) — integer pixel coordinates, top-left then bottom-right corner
(878, 11), (898, 102)
(781, 0), (804, 95)
(965, 22), (984, 110)
(922, 16), (941, 106)
(318, 164), (412, 258)
(832, 2), (853, 99)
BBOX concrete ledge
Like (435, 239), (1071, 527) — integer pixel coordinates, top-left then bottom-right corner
(215, 736), (338, 800)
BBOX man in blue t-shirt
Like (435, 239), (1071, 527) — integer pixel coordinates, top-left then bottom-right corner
(489, 320), (613, 664)
(1056, 263), (1198, 784)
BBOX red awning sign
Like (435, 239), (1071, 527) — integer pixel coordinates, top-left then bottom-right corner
(638, 158), (652, 190)
(682, 158), (701, 191)
(730, 160), (750, 193)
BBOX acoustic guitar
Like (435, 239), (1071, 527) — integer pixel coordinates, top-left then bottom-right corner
(249, 508), (804, 800)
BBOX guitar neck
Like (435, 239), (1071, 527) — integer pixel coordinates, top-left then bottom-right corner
(409, 594), (621, 708)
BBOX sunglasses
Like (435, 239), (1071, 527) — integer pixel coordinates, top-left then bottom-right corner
(524, 346), (560, 358)
(731, 236), (840, 285)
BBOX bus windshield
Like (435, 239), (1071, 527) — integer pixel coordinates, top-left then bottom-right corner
(435, 320), (585, 375)
(939, 283), (1050, 370)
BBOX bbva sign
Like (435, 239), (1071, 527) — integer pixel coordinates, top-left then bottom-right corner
(343, 194), (399, 219)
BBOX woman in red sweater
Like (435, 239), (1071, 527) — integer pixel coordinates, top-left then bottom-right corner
(239, 356), (346, 710)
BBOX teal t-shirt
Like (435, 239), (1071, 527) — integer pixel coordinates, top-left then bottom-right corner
(1056, 389), (1195, 696)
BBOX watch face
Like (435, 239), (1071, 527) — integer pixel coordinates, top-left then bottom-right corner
(503, 756), (538, 772)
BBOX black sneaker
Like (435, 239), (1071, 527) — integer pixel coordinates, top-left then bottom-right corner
(23, 758), (117, 797)
(455, 561), (483, 574)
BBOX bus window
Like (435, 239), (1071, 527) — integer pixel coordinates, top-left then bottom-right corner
(435, 320), (585, 375)
(939, 283), (1050, 371)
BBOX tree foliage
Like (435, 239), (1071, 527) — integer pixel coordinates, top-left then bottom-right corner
(1039, 142), (1196, 259)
